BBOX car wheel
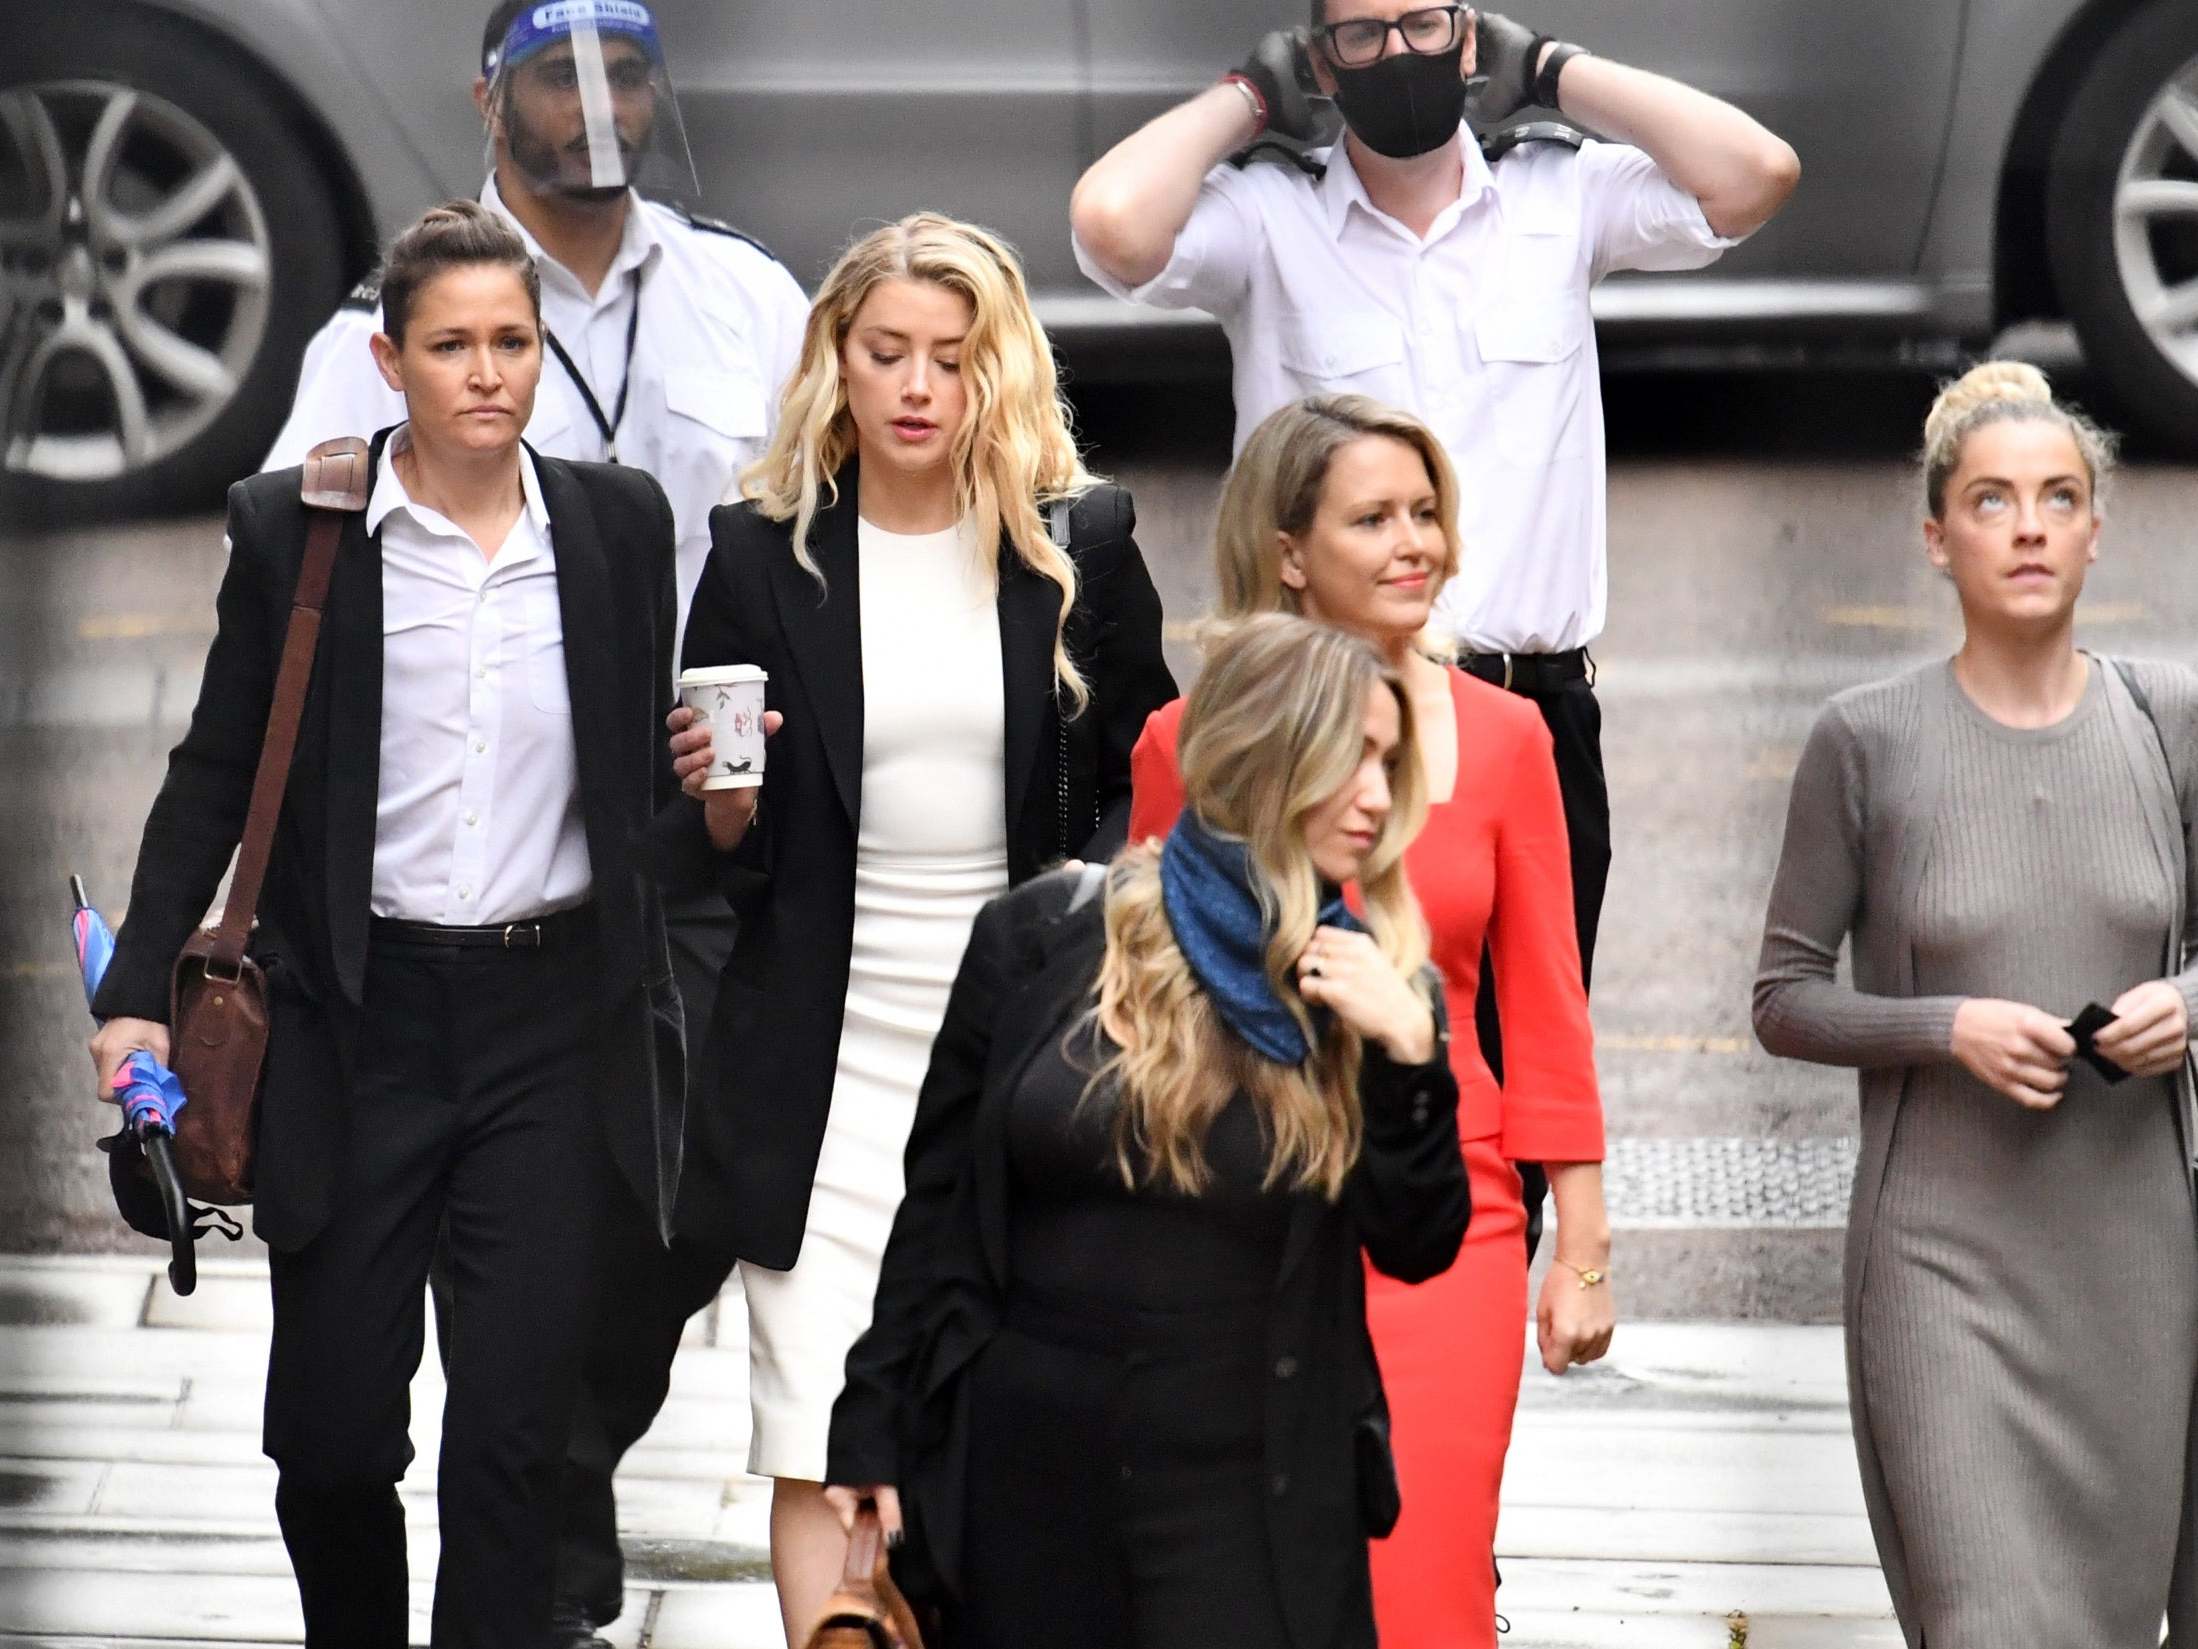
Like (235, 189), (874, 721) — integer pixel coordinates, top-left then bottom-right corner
(2047, 0), (2198, 454)
(0, 6), (350, 522)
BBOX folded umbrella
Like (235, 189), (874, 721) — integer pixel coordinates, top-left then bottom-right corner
(69, 875), (230, 1294)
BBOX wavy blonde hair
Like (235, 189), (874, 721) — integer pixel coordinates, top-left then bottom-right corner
(1921, 359), (2118, 518)
(1088, 614), (1433, 1201)
(1213, 395), (1463, 659)
(743, 212), (1098, 709)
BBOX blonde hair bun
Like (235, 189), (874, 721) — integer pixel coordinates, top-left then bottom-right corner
(1920, 359), (2117, 517)
(1923, 361), (2053, 455)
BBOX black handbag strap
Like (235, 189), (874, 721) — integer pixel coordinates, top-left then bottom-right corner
(2112, 658), (2187, 829)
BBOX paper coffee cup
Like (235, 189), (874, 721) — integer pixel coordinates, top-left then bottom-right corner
(679, 665), (768, 790)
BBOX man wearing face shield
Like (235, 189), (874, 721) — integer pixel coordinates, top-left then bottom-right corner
(265, 7), (806, 1648)
(1073, 9), (1797, 1645)
(269, 0), (805, 649)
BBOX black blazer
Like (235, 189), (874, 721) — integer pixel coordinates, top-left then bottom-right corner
(826, 869), (1472, 1649)
(653, 466), (1177, 1265)
(96, 431), (687, 1249)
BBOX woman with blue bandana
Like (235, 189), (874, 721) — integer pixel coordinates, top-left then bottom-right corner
(824, 613), (1470, 1649)
(1129, 394), (1608, 1648)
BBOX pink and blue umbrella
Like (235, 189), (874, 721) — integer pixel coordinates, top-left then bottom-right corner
(70, 876), (198, 1294)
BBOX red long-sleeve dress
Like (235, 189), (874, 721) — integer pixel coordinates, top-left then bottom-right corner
(1128, 667), (1604, 1648)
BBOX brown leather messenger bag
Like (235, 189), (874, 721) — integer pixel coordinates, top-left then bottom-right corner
(799, 1504), (928, 1649)
(163, 436), (369, 1203)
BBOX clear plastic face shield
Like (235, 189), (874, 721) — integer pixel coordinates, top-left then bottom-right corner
(483, 1), (698, 200)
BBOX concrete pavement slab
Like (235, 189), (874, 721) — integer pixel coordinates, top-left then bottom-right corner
(1495, 1505), (1879, 1566)
(0, 1268), (150, 1331)
(645, 1583), (786, 1649)
(138, 1279), (269, 1336)
(0, 1256), (1897, 1647)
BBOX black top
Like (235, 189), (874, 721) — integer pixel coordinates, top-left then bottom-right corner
(826, 868), (1472, 1649)
(649, 466), (1178, 1264)
(1007, 1027), (1291, 1313)
(96, 430), (686, 1249)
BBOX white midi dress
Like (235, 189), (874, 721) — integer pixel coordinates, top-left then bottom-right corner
(739, 516), (1009, 1480)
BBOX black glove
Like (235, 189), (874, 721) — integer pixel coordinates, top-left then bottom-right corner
(1231, 28), (1321, 143)
(1468, 9), (1544, 123)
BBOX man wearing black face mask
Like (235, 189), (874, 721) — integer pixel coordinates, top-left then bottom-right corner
(1074, 5), (1796, 990)
(1074, 12), (1796, 1640)
(1074, 2), (1796, 1191)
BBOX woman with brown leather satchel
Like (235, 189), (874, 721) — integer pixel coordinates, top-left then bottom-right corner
(822, 614), (1472, 1649)
(87, 199), (684, 1648)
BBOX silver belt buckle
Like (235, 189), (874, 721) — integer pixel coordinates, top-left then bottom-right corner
(1501, 654), (1515, 692)
(502, 921), (542, 949)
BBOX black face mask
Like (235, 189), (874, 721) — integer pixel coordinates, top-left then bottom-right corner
(1327, 44), (1469, 160)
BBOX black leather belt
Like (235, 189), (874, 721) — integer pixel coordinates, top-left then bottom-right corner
(368, 904), (595, 950)
(1459, 647), (1592, 696)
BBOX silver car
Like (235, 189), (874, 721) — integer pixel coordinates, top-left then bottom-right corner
(5, 0), (2197, 515)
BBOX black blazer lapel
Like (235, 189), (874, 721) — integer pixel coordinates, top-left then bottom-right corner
(538, 457), (636, 973)
(323, 495), (383, 1005)
(997, 547), (1062, 850)
(766, 476), (863, 828)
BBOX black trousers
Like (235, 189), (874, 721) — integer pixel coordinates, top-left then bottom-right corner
(1472, 676), (1611, 1255)
(552, 893), (739, 1624)
(264, 923), (605, 1649)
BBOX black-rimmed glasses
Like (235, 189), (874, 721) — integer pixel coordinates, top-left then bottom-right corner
(1316, 4), (1468, 69)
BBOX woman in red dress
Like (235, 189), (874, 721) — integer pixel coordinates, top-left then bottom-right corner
(1128, 395), (1612, 1648)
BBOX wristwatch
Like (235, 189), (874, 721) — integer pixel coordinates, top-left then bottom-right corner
(1533, 40), (1589, 112)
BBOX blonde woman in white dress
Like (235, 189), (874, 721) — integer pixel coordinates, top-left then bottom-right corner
(659, 212), (1176, 1640)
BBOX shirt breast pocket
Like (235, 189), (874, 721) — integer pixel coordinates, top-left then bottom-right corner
(523, 585), (574, 716)
(1473, 228), (1591, 466)
(661, 365), (770, 509)
(1279, 313), (1407, 400)
(664, 366), (768, 445)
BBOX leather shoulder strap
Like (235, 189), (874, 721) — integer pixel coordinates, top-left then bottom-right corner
(204, 437), (369, 977)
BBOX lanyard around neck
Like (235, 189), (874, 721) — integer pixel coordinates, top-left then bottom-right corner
(542, 267), (644, 464)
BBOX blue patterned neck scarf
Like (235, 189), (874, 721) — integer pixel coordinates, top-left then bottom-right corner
(1160, 809), (1363, 1065)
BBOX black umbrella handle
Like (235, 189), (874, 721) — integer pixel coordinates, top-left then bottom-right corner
(141, 1131), (197, 1297)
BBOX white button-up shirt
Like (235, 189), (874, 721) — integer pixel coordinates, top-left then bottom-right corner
(1075, 134), (1738, 654)
(366, 427), (591, 926)
(265, 177), (808, 647)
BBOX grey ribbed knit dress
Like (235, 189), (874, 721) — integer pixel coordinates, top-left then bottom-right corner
(1756, 657), (2198, 1649)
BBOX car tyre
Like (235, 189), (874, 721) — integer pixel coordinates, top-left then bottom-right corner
(2047, 0), (2198, 455)
(0, 3), (351, 523)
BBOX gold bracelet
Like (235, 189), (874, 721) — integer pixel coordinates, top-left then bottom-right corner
(1555, 1258), (1609, 1290)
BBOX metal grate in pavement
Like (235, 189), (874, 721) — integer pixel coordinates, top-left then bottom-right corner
(1603, 1136), (1857, 1230)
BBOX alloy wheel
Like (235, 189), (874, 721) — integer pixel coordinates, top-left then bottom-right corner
(0, 79), (272, 484)
(2114, 56), (2198, 391)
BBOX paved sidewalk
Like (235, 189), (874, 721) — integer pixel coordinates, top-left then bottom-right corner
(0, 1253), (1898, 1647)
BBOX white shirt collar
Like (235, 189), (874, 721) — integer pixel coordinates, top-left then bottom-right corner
(481, 172), (662, 300)
(366, 424), (554, 539)
(1318, 130), (1495, 237)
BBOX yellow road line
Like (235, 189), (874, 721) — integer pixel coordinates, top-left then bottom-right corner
(1597, 1032), (1753, 1056)
(1745, 746), (1799, 782)
(77, 614), (215, 641)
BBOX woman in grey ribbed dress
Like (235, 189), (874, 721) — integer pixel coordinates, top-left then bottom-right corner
(1754, 363), (2198, 1649)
